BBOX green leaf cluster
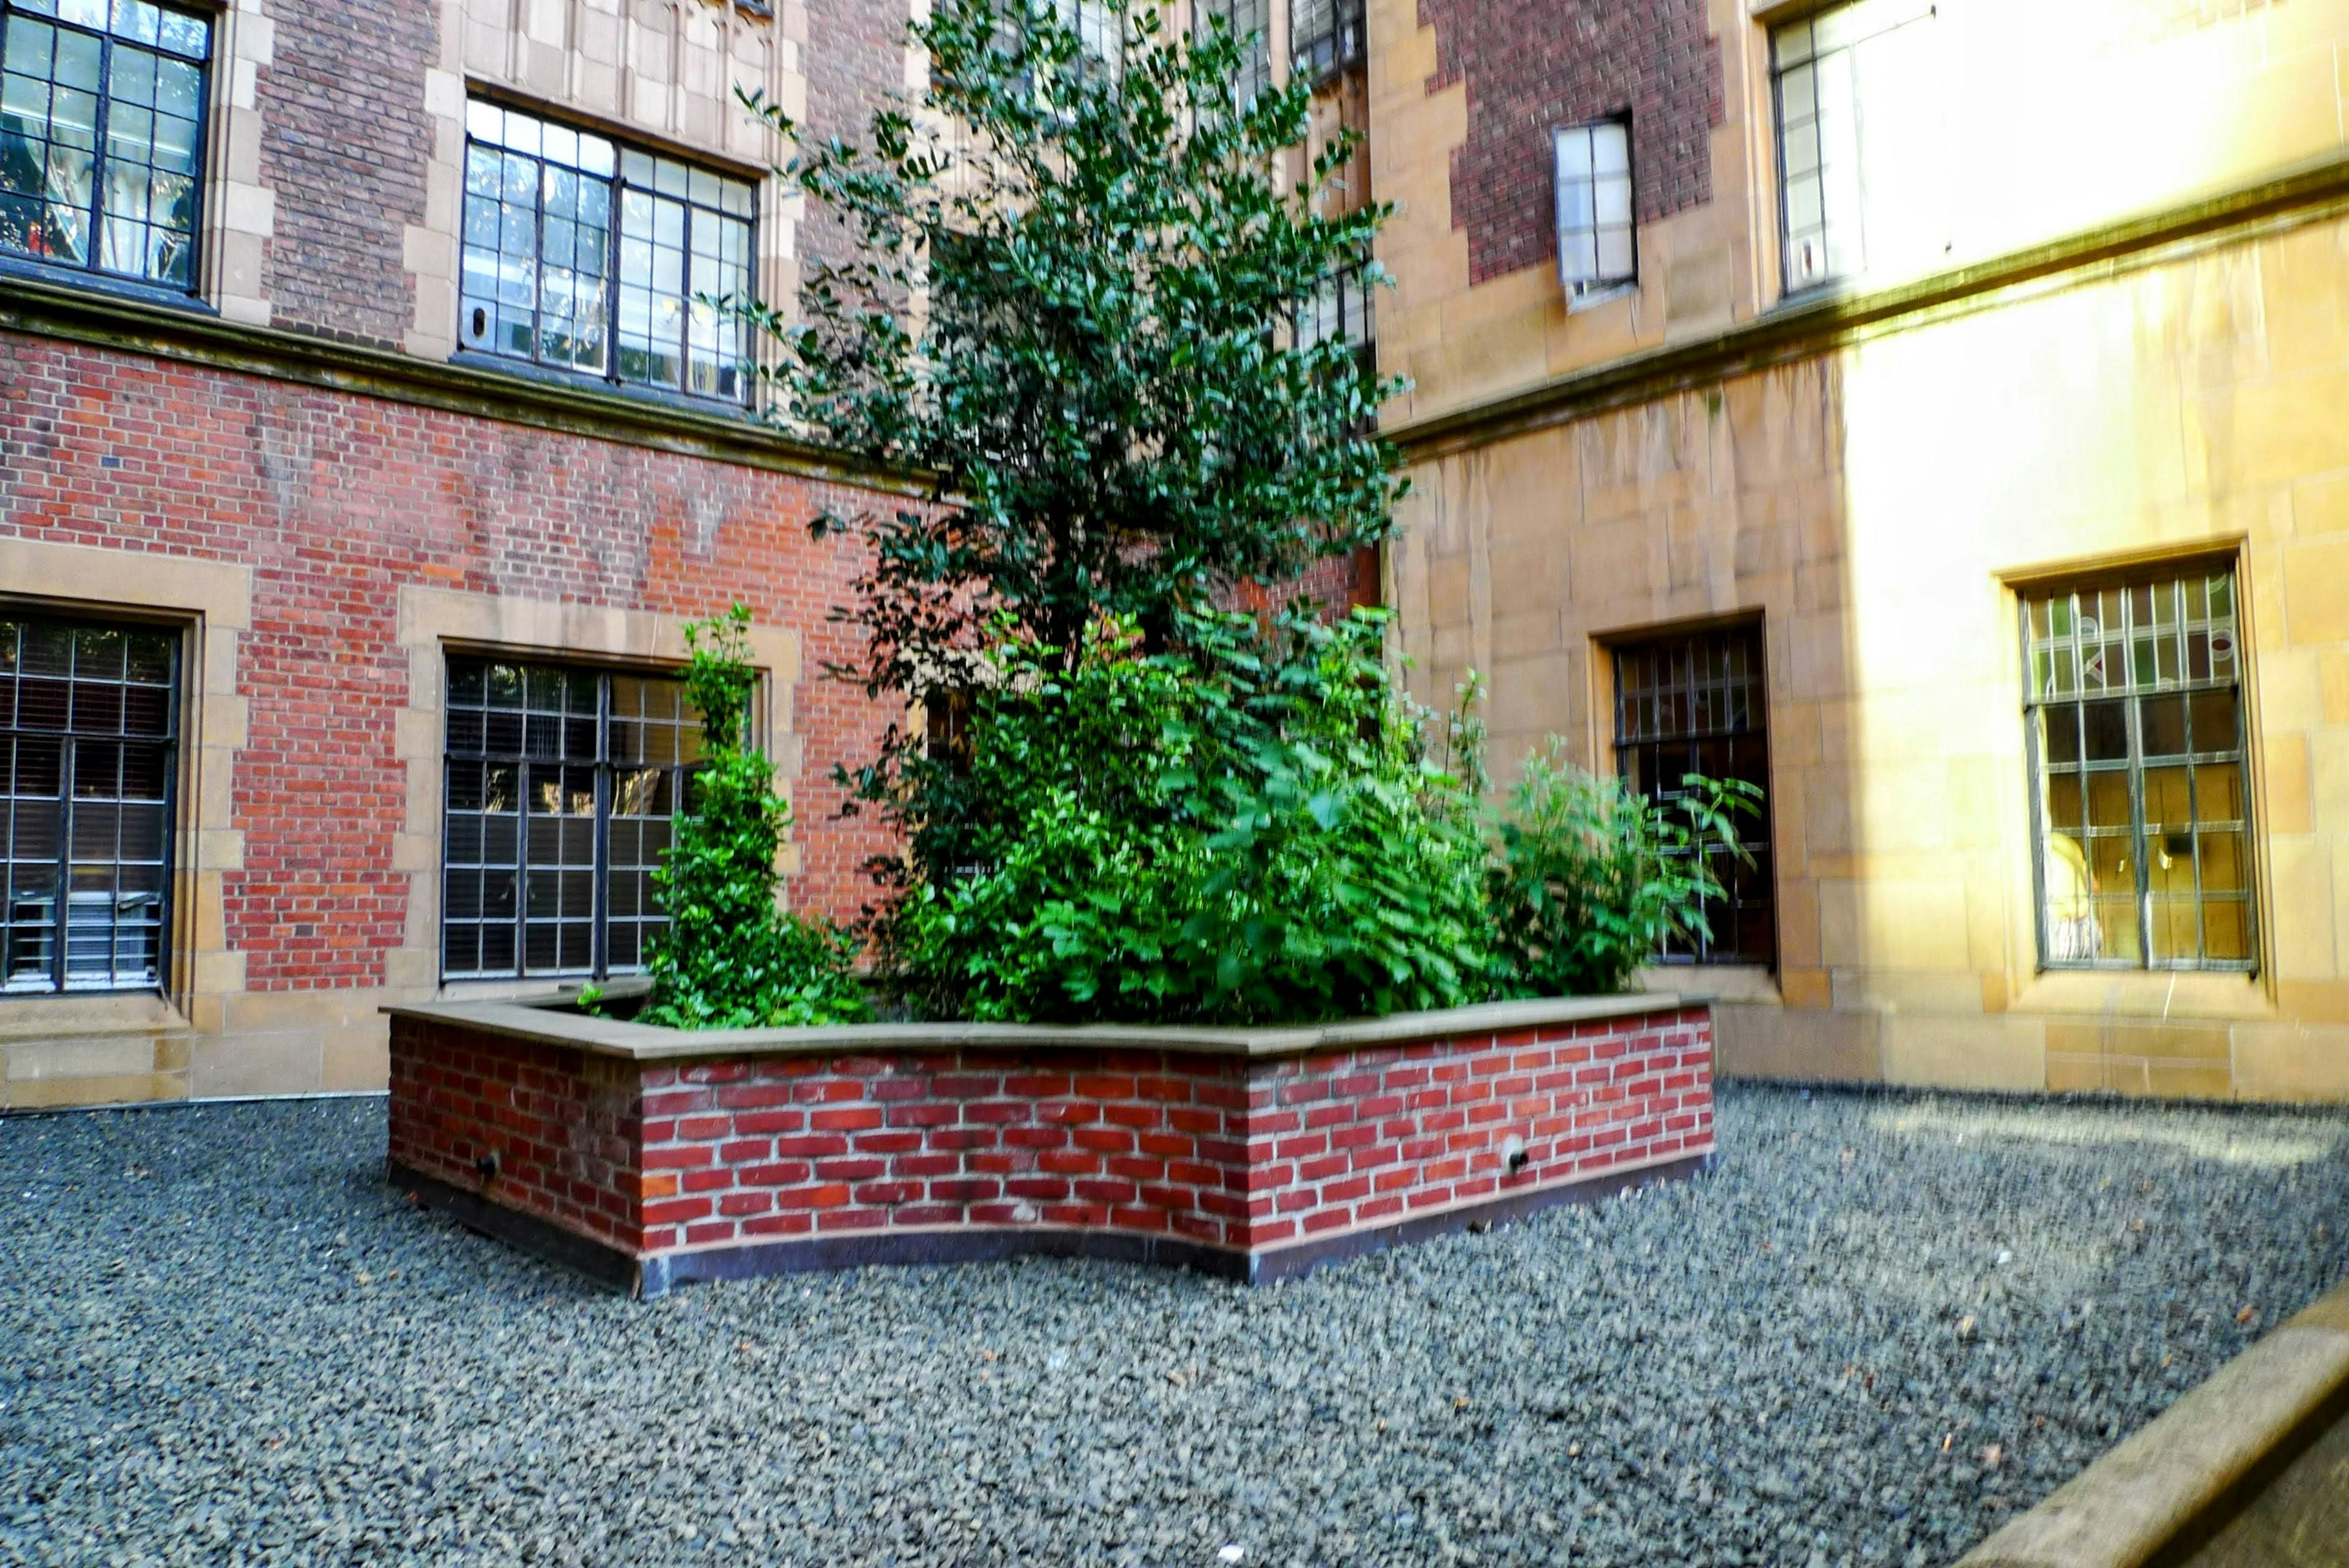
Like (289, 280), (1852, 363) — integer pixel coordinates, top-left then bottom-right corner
(1485, 743), (1763, 998)
(640, 606), (870, 1030)
(881, 606), (1490, 1024)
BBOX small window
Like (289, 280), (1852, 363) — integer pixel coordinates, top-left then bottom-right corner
(1612, 626), (1774, 966)
(987, 0), (1122, 92)
(2022, 569), (2255, 972)
(441, 656), (705, 981)
(1772, 11), (1860, 290)
(1056, 0), (1121, 80)
(1554, 119), (1633, 299)
(0, 614), (179, 994)
(1289, 0), (1362, 82)
(460, 100), (757, 403)
(924, 688), (974, 775)
(0, 0), (212, 292)
(1295, 255), (1375, 382)
(1194, 0), (1270, 113)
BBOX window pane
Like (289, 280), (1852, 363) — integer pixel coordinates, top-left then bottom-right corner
(1, 613), (177, 992)
(1611, 626), (1772, 965)
(0, 6), (207, 287)
(2024, 570), (2253, 970)
(442, 655), (698, 981)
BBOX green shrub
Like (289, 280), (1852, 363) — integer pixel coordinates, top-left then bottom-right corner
(641, 606), (870, 1030)
(881, 606), (1490, 1024)
(1485, 741), (1759, 997)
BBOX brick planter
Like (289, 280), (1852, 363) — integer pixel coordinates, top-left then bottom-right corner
(385, 994), (1715, 1296)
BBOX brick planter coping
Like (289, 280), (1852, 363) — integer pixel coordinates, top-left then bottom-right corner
(385, 992), (1715, 1297)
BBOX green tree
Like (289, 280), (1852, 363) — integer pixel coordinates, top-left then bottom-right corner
(740, 0), (1399, 736)
(886, 606), (1490, 1024)
(640, 606), (868, 1030)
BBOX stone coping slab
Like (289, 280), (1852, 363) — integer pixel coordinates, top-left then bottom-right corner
(382, 989), (1693, 1064)
(1956, 1277), (2349, 1567)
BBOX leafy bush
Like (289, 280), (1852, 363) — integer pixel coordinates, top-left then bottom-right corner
(640, 607), (870, 1030)
(881, 607), (1490, 1024)
(1485, 743), (1760, 997)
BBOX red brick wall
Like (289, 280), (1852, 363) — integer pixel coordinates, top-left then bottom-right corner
(386, 1005), (1713, 1269)
(1419, 0), (1725, 285)
(798, 0), (915, 274)
(1241, 1008), (1713, 1249)
(388, 1019), (649, 1252)
(0, 333), (901, 986)
(258, 0), (439, 346)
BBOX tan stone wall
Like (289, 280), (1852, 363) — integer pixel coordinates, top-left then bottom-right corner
(1393, 208), (2349, 1101)
(1368, 0), (2349, 426)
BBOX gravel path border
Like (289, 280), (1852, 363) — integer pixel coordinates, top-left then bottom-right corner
(6, 1085), (2346, 1567)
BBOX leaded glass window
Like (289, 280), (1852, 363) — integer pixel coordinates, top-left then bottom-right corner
(0, 0), (210, 291)
(1290, 0), (1362, 81)
(442, 657), (703, 981)
(1613, 626), (1775, 965)
(1, 615), (177, 994)
(2022, 570), (2255, 971)
(1195, 0), (1269, 111)
(459, 100), (757, 403)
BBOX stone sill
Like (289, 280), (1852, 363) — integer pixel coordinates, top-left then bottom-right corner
(0, 990), (193, 1041)
(381, 988), (1698, 1065)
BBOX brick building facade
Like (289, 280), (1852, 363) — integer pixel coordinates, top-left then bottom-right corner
(0, 0), (1387, 1113)
(0, 0), (918, 1108)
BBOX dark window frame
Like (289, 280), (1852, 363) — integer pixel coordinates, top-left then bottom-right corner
(439, 653), (706, 984)
(1294, 253), (1376, 384)
(1289, 0), (1362, 83)
(0, 611), (180, 998)
(458, 98), (759, 407)
(1609, 622), (1776, 968)
(2019, 567), (2258, 974)
(0, 0), (213, 295)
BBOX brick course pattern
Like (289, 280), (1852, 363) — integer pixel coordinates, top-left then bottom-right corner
(0, 331), (900, 983)
(259, 0), (439, 346)
(1419, 0), (1725, 285)
(387, 1005), (1713, 1288)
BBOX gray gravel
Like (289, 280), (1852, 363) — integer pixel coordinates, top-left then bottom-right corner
(5, 1085), (2347, 1568)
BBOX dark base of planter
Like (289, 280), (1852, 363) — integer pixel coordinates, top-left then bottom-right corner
(1247, 1150), (1712, 1284)
(388, 1161), (645, 1293)
(391, 1150), (1713, 1298)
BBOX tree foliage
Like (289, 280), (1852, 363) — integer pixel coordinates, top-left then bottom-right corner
(640, 607), (869, 1029)
(883, 606), (1490, 1024)
(740, 0), (1399, 759)
(1484, 745), (1761, 998)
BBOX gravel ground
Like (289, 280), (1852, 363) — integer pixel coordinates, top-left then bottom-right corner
(5, 1085), (2348, 1568)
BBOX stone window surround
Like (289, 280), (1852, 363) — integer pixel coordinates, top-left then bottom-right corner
(393, 586), (801, 1001)
(199, 0), (275, 325)
(1997, 539), (2282, 1020)
(0, 537), (250, 1042)
(1589, 608), (1783, 986)
(409, 0), (809, 364)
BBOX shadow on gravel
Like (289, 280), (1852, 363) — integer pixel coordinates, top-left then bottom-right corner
(4, 1084), (2346, 1568)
